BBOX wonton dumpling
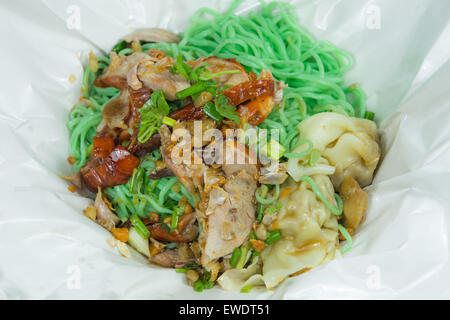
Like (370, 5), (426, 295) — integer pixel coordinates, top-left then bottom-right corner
(217, 175), (339, 291)
(259, 175), (339, 289)
(288, 112), (380, 189)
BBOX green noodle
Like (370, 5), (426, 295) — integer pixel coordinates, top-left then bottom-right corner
(338, 224), (353, 254)
(299, 176), (343, 216)
(103, 150), (196, 222)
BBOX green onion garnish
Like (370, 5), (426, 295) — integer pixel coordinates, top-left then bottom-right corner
(176, 82), (209, 100)
(230, 247), (241, 267)
(171, 53), (193, 80)
(193, 280), (205, 292)
(365, 111), (375, 121)
(261, 139), (286, 160)
(86, 143), (93, 156)
(199, 69), (240, 81)
(130, 214), (150, 239)
(265, 229), (282, 245)
(175, 268), (187, 273)
(170, 205), (185, 232)
(162, 116), (176, 127)
(236, 246), (248, 269)
(129, 168), (145, 194)
(257, 203), (264, 223)
(265, 202), (282, 215)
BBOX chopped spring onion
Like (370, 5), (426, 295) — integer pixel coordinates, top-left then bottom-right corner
(240, 284), (253, 293)
(130, 214), (150, 239)
(176, 81), (212, 99)
(265, 202), (282, 215)
(127, 227), (150, 257)
(260, 139), (286, 160)
(236, 246), (249, 269)
(193, 280), (205, 292)
(176, 262), (200, 273)
(256, 185), (269, 222)
(365, 111), (375, 121)
(129, 168), (145, 194)
(86, 143), (93, 156)
(170, 205), (185, 231)
(175, 268), (187, 273)
(199, 69), (240, 81)
(162, 116), (176, 127)
(308, 149), (321, 166)
(338, 224), (353, 254)
(230, 247), (241, 267)
(204, 279), (214, 289)
(265, 229), (282, 245)
(257, 204), (264, 223)
(171, 53), (193, 80)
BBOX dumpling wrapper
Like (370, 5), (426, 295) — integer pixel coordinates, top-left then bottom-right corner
(287, 112), (380, 190)
(217, 175), (340, 290)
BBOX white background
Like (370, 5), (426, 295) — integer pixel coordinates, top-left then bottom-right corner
(0, 0), (449, 299)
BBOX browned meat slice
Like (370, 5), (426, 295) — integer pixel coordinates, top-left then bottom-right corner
(94, 52), (150, 89)
(122, 28), (180, 44)
(94, 188), (120, 231)
(235, 69), (286, 125)
(222, 79), (274, 106)
(147, 212), (198, 243)
(81, 136), (140, 192)
(168, 103), (205, 121)
(159, 124), (259, 265)
(200, 171), (257, 264)
(102, 89), (130, 130)
(340, 176), (368, 234)
(189, 57), (250, 88)
(149, 247), (195, 268)
(136, 56), (190, 101)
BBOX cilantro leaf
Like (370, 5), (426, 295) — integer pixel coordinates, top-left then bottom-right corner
(214, 95), (241, 124)
(138, 90), (170, 143)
